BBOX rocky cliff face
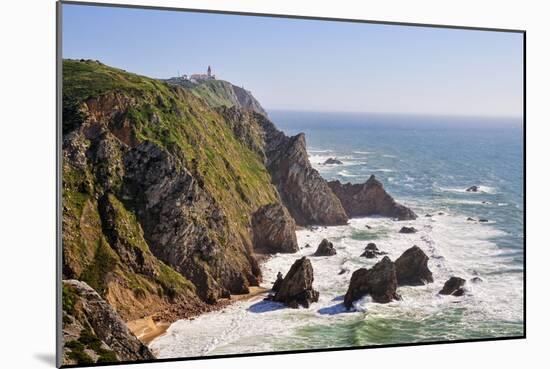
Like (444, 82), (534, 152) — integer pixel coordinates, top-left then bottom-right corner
(252, 113), (349, 226)
(62, 280), (154, 366)
(62, 59), (281, 325)
(328, 175), (417, 220)
(251, 203), (299, 254)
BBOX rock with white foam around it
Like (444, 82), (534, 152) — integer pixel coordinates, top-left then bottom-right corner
(344, 256), (401, 309)
(273, 257), (319, 308)
(439, 277), (466, 296)
(394, 246), (434, 286)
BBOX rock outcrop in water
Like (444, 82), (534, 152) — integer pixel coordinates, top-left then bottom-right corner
(328, 175), (417, 220)
(272, 272), (284, 292)
(252, 203), (299, 254)
(323, 158), (343, 165)
(439, 276), (466, 296)
(466, 185), (479, 192)
(360, 242), (386, 258)
(399, 226), (418, 234)
(394, 246), (433, 286)
(273, 257), (320, 308)
(344, 256), (400, 308)
(313, 239), (337, 256)
(62, 280), (154, 366)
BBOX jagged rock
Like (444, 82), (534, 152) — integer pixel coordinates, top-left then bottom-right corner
(272, 272), (284, 292)
(97, 194), (157, 277)
(252, 203), (298, 254)
(338, 268), (348, 275)
(122, 141), (254, 303)
(273, 257), (319, 308)
(304, 243), (312, 248)
(62, 280), (154, 365)
(344, 256), (400, 308)
(399, 226), (417, 234)
(313, 239), (337, 256)
(466, 185), (479, 192)
(254, 114), (349, 226)
(394, 246), (434, 286)
(328, 175), (417, 220)
(439, 277), (466, 296)
(323, 157), (343, 165)
(467, 217), (476, 221)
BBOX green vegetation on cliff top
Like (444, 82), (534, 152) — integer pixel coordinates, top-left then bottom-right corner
(62, 59), (280, 318)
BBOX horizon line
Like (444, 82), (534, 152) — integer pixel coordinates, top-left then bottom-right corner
(265, 108), (523, 121)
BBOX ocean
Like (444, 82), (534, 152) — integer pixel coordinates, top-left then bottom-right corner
(150, 111), (524, 357)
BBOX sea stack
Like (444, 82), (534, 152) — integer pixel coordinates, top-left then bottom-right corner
(328, 175), (417, 220)
(394, 246), (434, 286)
(273, 257), (320, 308)
(344, 256), (400, 309)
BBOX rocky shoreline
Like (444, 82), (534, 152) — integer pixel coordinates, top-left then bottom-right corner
(61, 60), (420, 365)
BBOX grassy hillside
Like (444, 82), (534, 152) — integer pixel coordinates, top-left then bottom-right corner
(62, 59), (280, 320)
(165, 77), (267, 116)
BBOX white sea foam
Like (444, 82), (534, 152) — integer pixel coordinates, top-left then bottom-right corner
(437, 185), (498, 194)
(338, 170), (361, 177)
(150, 211), (523, 358)
(371, 168), (395, 173)
(353, 151), (373, 155)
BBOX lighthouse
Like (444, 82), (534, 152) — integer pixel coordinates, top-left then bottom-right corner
(207, 65), (212, 78)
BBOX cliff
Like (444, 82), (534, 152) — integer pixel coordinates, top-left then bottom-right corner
(252, 112), (349, 225)
(61, 60), (413, 363)
(62, 280), (154, 365)
(62, 59), (281, 322)
(165, 78), (267, 116)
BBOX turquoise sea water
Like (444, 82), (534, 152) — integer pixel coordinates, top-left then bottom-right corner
(150, 111), (524, 357)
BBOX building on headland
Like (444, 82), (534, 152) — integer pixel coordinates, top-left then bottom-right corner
(189, 65), (216, 82)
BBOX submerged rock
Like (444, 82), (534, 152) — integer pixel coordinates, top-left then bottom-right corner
(344, 256), (400, 308)
(313, 239), (337, 256)
(328, 175), (417, 220)
(479, 219), (489, 223)
(466, 185), (479, 192)
(252, 203), (299, 254)
(273, 257), (320, 308)
(439, 276), (466, 296)
(394, 246), (434, 286)
(323, 157), (343, 165)
(399, 226), (417, 234)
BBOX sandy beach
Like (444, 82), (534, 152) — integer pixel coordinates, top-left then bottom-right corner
(127, 286), (269, 345)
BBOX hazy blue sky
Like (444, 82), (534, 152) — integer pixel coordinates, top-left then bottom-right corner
(62, 4), (523, 117)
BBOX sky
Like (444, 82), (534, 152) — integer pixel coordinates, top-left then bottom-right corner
(62, 4), (524, 117)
